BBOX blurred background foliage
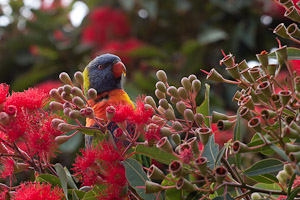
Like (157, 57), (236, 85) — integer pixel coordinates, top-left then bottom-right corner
(0, 0), (298, 182)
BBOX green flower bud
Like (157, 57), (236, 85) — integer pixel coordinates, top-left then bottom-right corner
(145, 96), (156, 108)
(176, 101), (186, 114)
(157, 106), (165, 114)
(170, 96), (180, 104)
(194, 113), (204, 126)
(251, 193), (261, 200)
(72, 96), (85, 107)
(59, 72), (73, 85)
(74, 71), (84, 85)
(50, 89), (64, 102)
(156, 70), (167, 83)
(181, 77), (192, 91)
(155, 89), (166, 99)
(69, 110), (83, 119)
(49, 101), (63, 111)
(58, 123), (73, 132)
(285, 143), (300, 154)
(164, 109), (175, 121)
(55, 135), (70, 145)
(171, 133), (181, 145)
(167, 86), (179, 98)
(159, 99), (169, 109)
(188, 74), (197, 82)
(61, 92), (73, 102)
(156, 81), (167, 93)
(63, 85), (72, 94)
(178, 87), (188, 100)
(172, 121), (183, 131)
(284, 164), (294, 176)
(71, 87), (84, 97)
(160, 127), (172, 137)
(276, 170), (289, 185)
(88, 88), (97, 100)
(192, 79), (201, 94)
(57, 86), (64, 95)
(184, 109), (194, 123)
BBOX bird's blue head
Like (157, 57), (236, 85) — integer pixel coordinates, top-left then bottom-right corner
(83, 54), (126, 94)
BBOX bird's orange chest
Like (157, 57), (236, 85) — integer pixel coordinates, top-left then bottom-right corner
(85, 89), (134, 127)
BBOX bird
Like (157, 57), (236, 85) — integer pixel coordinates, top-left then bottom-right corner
(82, 53), (134, 147)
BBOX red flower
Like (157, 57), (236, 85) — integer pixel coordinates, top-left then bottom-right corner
(81, 7), (130, 47)
(179, 146), (194, 164)
(144, 123), (161, 143)
(211, 123), (233, 147)
(112, 103), (134, 123)
(35, 81), (61, 95)
(289, 60), (300, 75)
(97, 141), (123, 165)
(0, 158), (15, 183)
(130, 96), (153, 125)
(12, 182), (64, 200)
(4, 112), (31, 142)
(0, 83), (9, 104)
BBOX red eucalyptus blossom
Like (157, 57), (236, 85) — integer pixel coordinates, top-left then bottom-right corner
(130, 96), (153, 125)
(112, 103), (134, 123)
(12, 182), (65, 200)
(0, 83), (9, 104)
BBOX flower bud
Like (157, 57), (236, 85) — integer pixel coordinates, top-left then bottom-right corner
(156, 81), (166, 93)
(80, 107), (94, 118)
(63, 85), (72, 94)
(147, 164), (165, 180)
(155, 89), (166, 99)
(160, 127), (172, 137)
(0, 112), (9, 126)
(51, 118), (65, 129)
(156, 70), (167, 83)
(181, 77), (192, 91)
(184, 109), (194, 123)
(157, 106), (165, 113)
(74, 71), (84, 85)
(87, 88), (97, 100)
(170, 96), (180, 104)
(285, 143), (300, 154)
(171, 133), (181, 145)
(178, 87), (188, 100)
(71, 87), (84, 98)
(192, 79), (201, 94)
(49, 89), (64, 102)
(63, 102), (73, 109)
(276, 170), (289, 186)
(49, 101), (63, 111)
(172, 121), (183, 132)
(159, 99), (169, 109)
(251, 193), (262, 200)
(61, 92), (73, 101)
(55, 135), (70, 145)
(156, 137), (173, 153)
(106, 106), (116, 120)
(58, 123), (73, 132)
(188, 74), (197, 82)
(5, 105), (17, 116)
(215, 166), (228, 184)
(145, 181), (163, 193)
(284, 164), (294, 176)
(289, 151), (300, 163)
(72, 96), (85, 107)
(176, 177), (198, 192)
(167, 86), (179, 98)
(69, 110), (83, 119)
(64, 108), (72, 117)
(164, 109), (175, 121)
(57, 86), (64, 95)
(59, 72), (73, 85)
(194, 113), (204, 126)
(145, 96), (156, 108)
(176, 101), (186, 114)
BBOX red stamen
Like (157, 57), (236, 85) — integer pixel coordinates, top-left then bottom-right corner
(221, 49), (226, 57)
(200, 69), (210, 75)
(276, 37), (282, 48)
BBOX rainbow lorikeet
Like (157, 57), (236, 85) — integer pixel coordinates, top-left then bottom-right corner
(83, 54), (134, 147)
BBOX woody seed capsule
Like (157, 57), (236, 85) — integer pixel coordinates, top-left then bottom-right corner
(156, 70), (167, 83)
(156, 81), (167, 93)
(59, 72), (73, 85)
(74, 71), (84, 85)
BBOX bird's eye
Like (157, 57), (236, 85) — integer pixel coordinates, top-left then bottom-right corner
(97, 65), (104, 70)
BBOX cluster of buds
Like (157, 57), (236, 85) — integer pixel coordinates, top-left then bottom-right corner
(49, 71), (98, 143)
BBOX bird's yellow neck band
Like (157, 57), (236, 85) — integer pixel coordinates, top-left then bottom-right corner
(83, 68), (90, 94)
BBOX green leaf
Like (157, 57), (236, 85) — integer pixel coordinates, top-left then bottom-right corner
(82, 190), (98, 200)
(269, 47), (300, 60)
(197, 28), (227, 45)
(36, 174), (61, 187)
(129, 45), (165, 58)
(233, 110), (241, 169)
(123, 158), (157, 200)
(287, 187), (300, 200)
(249, 174), (278, 184)
(64, 167), (78, 189)
(72, 190), (79, 200)
(162, 173), (183, 200)
(69, 190), (85, 199)
(202, 134), (219, 169)
(135, 144), (178, 165)
(77, 127), (103, 136)
(212, 194), (234, 200)
(243, 158), (283, 176)
(186, 191), (204, 200)
(287, 173), (296, 195)
(197, 84), (210, 126)
(215, 142), (230, 167)
(55, 163), (69, 200)
(254, 183), (282, 192)
(258, 133), (290, 161)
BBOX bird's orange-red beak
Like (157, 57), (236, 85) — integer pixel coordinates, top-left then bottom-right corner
(112, 61), (126, 78)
